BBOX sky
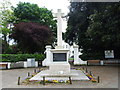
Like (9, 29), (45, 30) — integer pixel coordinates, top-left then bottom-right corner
(9, 0), (71, 32)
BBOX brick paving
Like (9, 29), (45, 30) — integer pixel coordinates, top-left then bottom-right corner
(0, 65), (119, 88)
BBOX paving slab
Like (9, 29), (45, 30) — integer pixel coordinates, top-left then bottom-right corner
(1, 66), (119, 88)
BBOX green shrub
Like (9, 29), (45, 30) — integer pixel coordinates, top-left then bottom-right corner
(80, 52), (104, 60)
(0, 54), (45, 62)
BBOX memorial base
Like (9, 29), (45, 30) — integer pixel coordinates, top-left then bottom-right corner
(30, 69), (89, 81)
(49, 62), (70, 74)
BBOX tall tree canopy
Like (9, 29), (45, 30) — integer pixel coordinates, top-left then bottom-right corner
(65, 2), (120, 60)
(9, 2), (57, 53)
(10, 22), (52, 53)
(86, 2), (120, 59)
(0, 0), (15, 42)
(0, 0), (16, 54)
(13, 2), (57, 38)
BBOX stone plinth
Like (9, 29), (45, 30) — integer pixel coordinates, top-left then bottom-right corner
(49, 62), (70, 74)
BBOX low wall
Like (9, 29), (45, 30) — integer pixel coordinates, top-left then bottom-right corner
(0, 61), (38, 69)
(10, 62), (24, 69)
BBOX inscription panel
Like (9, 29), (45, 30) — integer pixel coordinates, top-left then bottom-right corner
(53, 53), (66, 62)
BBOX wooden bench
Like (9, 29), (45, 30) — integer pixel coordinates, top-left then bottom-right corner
(87, 60), (100, 65)
(0, 63), (8, 69)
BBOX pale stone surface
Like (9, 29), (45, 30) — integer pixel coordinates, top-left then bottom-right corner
(73, 44), (87, 65)
(49, 49), (70, 75)
(100, 60), (104, 65)
(42, 48), (70, 66)
(27, 58), (35, 67)
(42, 45), (52, 66)
(2, 66), (118, 88)
(41, 9), (71, 79)
(42, 9), (69, 66)
(10, 62), (24, 68)
(35, 61), (38, 67)
(49, 62), (70, 74)
(73, 45), (79, 65)
(24, 62), (27, 68)
(30, 70), (89, 81)
(55, 9), (64, 48)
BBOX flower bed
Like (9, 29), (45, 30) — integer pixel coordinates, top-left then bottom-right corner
(39, 80), (70, 84)
(86, 74), (97, 83)
(22, 78), (70, 84)
(21, 67), (98, 85)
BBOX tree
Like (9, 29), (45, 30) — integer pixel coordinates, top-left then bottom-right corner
(9, 2), (57, 53)
(65, 2), (106, 59)
(65, 2), (106, 44)
(65, 2), (120, 60)
(10, 22), (52, 53)
(0, 0), (15, 43)
(13, 2), (57, 40)
(86, 2), (120, 59)
(0, 38), (9, 54)
(0, 0), (17, 54)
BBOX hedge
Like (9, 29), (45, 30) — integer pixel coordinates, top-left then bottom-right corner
(0, 54), (45, 62)
(80, 52), (104, 60)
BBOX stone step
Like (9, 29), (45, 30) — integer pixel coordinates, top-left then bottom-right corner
(30, 70), (89, 81)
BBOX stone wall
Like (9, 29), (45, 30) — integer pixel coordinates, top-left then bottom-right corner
(0, 61), (38, 69)
(10, 62), (24, 69)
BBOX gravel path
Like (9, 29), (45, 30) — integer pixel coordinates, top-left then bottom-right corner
(0, 66), (119, 88)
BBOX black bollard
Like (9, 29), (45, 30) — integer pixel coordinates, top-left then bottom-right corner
(17, 76), (20, 85)
(43, 76), (45, 85)
(34, 69), (36, 73)
(28, 72), (30, 77)
(39, 68), (41, 72)
(97, 76), (100, 83)
(83, 67), (84, 70)
(37, 69), (39, 73)
(86, 68), (88, 73)
(69, 77), (72, 84)
(90, 71), (92, 76)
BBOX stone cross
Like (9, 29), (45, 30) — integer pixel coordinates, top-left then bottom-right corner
(55, 9), (64, 49)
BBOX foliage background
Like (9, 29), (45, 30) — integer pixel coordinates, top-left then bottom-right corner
(65, 2), (120, 60)
(0, 1), (57, 54)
